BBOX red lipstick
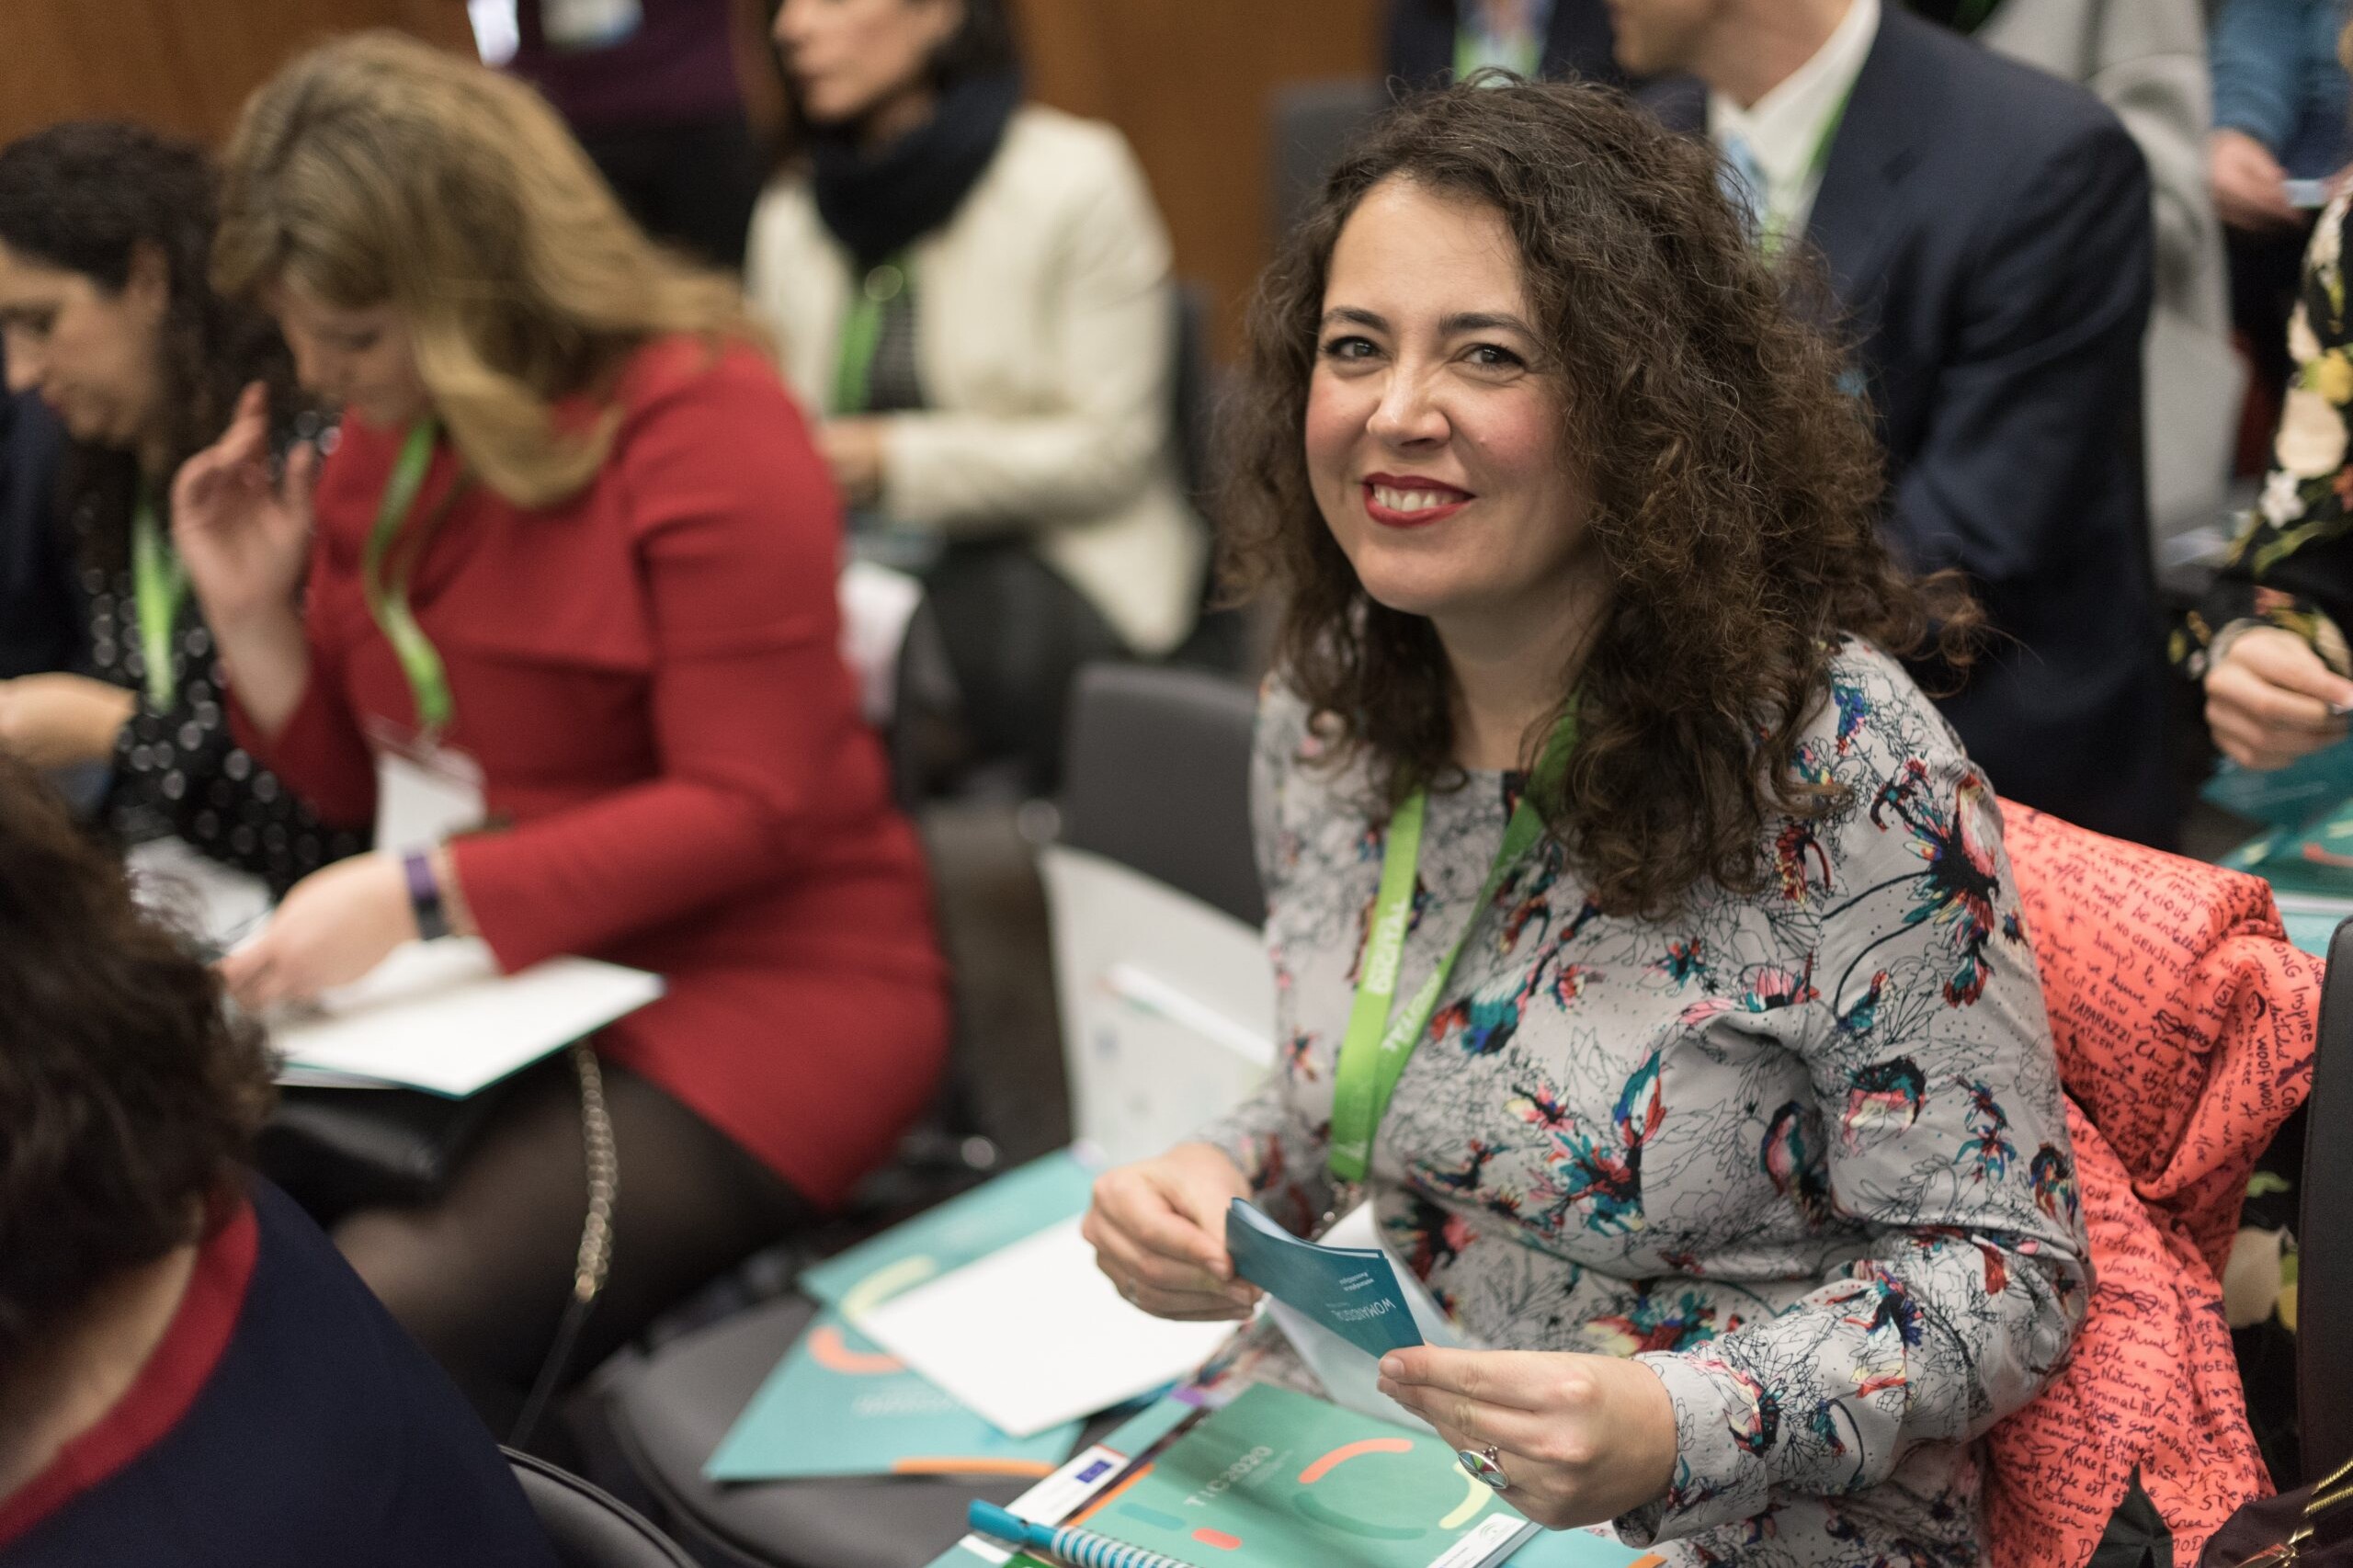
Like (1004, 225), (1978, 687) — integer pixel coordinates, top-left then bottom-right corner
(1361, 472), (1472, 528)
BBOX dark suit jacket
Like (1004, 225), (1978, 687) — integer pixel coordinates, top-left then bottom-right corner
(1388, 0), (1626, 89)
(1650, 8), (2176, 846)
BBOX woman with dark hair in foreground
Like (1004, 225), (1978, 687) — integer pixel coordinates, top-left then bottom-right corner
(1084, 80), (2086, 1564)
(0, 756), (552, 1565)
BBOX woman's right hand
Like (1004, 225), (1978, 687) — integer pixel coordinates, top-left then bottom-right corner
(2211, 128), (2301, 233)
(1082, 1142), (1262, 1322)
(2206, 625), (2353, 768)
(170, 381), (318, 631)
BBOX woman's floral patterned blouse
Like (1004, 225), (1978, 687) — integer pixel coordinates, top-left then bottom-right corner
(1202, 642), (2089, 1566)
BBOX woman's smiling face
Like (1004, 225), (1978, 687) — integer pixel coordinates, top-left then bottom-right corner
(1303, 176), (1593, 641)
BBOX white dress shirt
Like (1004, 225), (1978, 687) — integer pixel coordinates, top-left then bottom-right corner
(1709, 0), (1881, 248)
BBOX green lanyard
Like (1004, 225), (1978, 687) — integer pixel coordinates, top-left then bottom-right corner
(130, 485), (188, 709)
(1756, 81), (1856, 260)
(832, 253), (911, 415)
(360, 421), (460, 739)
(1328, 716), (1577, 1185)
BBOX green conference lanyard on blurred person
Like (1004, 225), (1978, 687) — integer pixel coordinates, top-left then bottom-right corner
(362, 420), (466, 740)
(832, 252), (912, 416)
(131, 486), (188, 709)
(1754, 83), (1856, 260)
(1327, 714), (1578, 1188)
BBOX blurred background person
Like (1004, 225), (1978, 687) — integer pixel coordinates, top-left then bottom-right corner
(0, 364), (73, 680)
(1944, 0), (2242, 574)
(2184, 76), (2353, 771)
(176, 32), (949, 1430)
(0, 757), (555, 1567)
(1386, 0), (1629, 88)
(1625, 0), (2177, 846)
(505, 0), (764, 268)
(2210, 0), (2352, 406)
(749, 0), (1205, 794)
(0, 122), (366, 893)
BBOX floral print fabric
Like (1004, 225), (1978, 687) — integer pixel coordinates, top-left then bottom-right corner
(2177, 186), (2353, 679)
(1200, 642), (2088, 1565)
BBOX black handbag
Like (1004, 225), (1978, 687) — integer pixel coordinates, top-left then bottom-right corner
(2200, 1459), (2353, 1567)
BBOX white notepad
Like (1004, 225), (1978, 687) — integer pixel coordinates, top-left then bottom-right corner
(267, 938), (664, 1097)
(855, 1216), (1237, 1438)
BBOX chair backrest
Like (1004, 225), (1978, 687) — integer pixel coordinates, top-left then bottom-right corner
(1058, 663), (1262, 925)
(1267, 78), (1391, 244)
(1170, 279), (1217, 507)
(505, 1449), (696, 1568)
(2302, 919), (2353, 1480)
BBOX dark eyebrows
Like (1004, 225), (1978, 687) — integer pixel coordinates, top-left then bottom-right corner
(1438, 311), (1537, 338)
(1316, 306), (1536, 339)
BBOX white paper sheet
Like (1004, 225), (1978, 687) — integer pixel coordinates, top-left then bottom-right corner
(126, 836), (273, 954)
(267, 938), (664, 1097)
(855, 1216), (1236, 1439)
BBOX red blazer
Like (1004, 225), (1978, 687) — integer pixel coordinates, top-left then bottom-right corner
(240, 337), (949, 1207)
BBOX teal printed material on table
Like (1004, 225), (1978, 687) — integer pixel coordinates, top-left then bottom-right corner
(799, 1150), (1098, 1313)
(1225, 1200), (1421, 1358)
(1074, 1383), (1535, 1568)
(703, 1307), (1082, 1482)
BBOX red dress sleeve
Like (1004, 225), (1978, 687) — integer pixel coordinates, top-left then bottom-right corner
(225, 480), (381, 832)
(449, 348), (860, 971)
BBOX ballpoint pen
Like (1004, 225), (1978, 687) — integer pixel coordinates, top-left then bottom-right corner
(965, 1500), (1204, 1568)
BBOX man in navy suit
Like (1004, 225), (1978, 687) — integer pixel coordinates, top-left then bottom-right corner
(1622, 0), (2177, 846)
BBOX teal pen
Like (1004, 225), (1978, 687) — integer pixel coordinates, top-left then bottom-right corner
(965, 1500), (1203, 1568)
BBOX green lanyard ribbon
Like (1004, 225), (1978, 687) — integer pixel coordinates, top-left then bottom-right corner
(360, 421), (460, 739)
(1327, 716), (1578, 1185)
(130, 485), (188, 709)
(832, 253), (911, 416)
(1755, 82), (1856, 260)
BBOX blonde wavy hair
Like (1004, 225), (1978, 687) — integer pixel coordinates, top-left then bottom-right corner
(213, 29), (757, 506)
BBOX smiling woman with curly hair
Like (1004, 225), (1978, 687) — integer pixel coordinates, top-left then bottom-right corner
(1083, 80), (2086, 1565)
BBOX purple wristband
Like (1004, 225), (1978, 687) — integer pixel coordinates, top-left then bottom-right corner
(403, 849), (450, 941)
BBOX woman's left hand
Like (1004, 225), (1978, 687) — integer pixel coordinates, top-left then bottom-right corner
(0, 674), (138, 768)
(1377, 1346), (1678, 1531)
(220, 852), (416, 1009)
(817, 418), (888, 508)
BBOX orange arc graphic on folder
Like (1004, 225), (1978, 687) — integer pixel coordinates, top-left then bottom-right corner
(1296, 1437), (1415, 1484)
(805, 1324), (907, 1375)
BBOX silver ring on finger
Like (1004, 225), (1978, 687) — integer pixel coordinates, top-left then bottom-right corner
(1457, 1442), (1511, 1493)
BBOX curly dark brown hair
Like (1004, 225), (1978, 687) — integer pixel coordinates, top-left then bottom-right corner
(0, 757), (272, 1367)
(1222, 77), (1977, 919)
(0, 121), (295, 574)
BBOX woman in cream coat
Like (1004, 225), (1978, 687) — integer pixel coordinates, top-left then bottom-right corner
(749, 0), (1202, 788)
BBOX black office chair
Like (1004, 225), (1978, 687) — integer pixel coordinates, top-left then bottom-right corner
(506, 1449), (697, 1568)
(593, 666), (1264, 1568)
(1057, 663), (1263, 927)
(1267, 77), (1391, 244)
(2300, 920), (2353, 1481)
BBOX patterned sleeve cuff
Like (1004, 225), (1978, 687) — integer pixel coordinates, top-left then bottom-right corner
(1613, 1352), (1774, 1545)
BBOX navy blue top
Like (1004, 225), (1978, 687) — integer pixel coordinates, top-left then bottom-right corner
(0, 1179), (557, 1568)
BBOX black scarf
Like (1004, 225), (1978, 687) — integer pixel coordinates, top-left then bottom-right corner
(810, 72), (1024, 269)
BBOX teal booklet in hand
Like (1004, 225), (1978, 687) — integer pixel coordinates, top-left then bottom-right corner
(705, 1307), (1082, 1482)
(1227, 1199), (1422, 1358)
(1076, 1382), (1534, 1568)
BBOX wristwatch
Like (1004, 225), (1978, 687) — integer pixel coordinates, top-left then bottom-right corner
(402, 848), (451, 941)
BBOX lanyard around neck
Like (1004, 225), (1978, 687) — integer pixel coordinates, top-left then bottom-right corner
(1754, 80), (1857, 259)
(130, 485), (188, 710)
(833, 253), (911, 415)
(360, 421), (463, 740)
(1327, 715), (1578, 1186)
